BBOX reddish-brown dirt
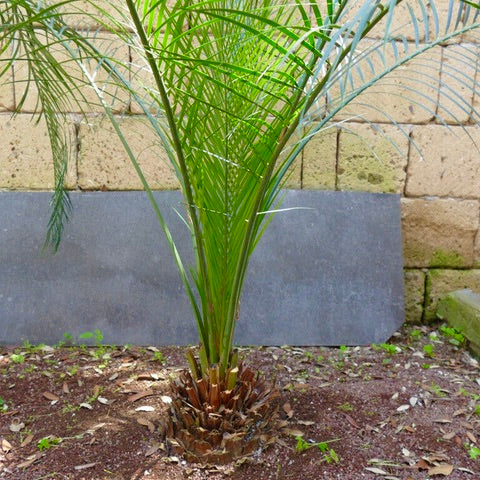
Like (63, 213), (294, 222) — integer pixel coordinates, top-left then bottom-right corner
(1, 323), (479, 480)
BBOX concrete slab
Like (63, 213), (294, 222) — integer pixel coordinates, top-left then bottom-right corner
(0, 190), (404, 346)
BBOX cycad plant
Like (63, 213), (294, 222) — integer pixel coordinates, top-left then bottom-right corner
(2, 0), (480, 463)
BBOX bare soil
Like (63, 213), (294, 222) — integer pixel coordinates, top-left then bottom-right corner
(1, 323), (479, 480)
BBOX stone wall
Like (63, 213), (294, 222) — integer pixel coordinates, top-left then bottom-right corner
(1, 1), (480, 324)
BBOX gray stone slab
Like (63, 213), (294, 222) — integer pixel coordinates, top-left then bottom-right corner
(0, 190), (404, 346)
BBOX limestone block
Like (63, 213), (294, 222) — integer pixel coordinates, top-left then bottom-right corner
(128, 55), (158, 115)
(428, 0), (467, 44)
(437, 44), (477, 124)
(0, 114), (76, 189)
(473, 53), (480, 125)
(425, 269), (480, 321)
(13, 32), (129, 113)
(404, 269), (426, 324)
(337, 122), (409, 193)
(406, 125), (480, 198)
(78, 115), (179, 190)
(302, 126), (337, 190)
(462, 20), (480, 44)
(279, 131), (302, 189)
(60, 0), (126, 29)
(401, 197), (479, 268)
(129, 30), (201, 115)
(62, 0), (177, 29)
(331, 40), (441, 124)
(436, 289), (480, 356)
(0, 48), (14, 111)
(474, 231), (480, 267)
(0, 79), (13, 112)
(283, 161), (302, 189)
(335, 0), (426, 42)
(72, 33), (130, 113)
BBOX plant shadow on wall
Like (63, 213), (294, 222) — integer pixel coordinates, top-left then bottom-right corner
(2, 0), (480, 465)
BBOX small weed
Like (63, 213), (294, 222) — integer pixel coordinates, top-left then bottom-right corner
(304, 351), (314, 360)
(22, 340), (46, 353)
(10, 353), (25, 364)
(322, 445), (339, 464)
(58, 332), (74, 347)
(337, 402), (353, 412)
(430, 383), (446, 398)
(439, 326), (465, 346)
(474, 404), (480, 416)
(79, 329), (104, 345)
(152, 351), (167, 364)
(337, 346), (349, 362)
(43, 358), (58, 366)
(66, 365), (79, 377)
(86, 386), (103, 404)
(37, 436), (61, 451)
(78, 329), (111, 361)
(421, 363), (431, 369)
(372, 343), (398, 355)
(316, 355), (324, 363)
(466, 444), (480, 460)
(423, 344), (434, 358)
(458, 388), (480, 402)
(62, 403), (79, 414)
(0, 397), (8, 412)
(295, 436), (340, 463)
(409, 329), (422, 341)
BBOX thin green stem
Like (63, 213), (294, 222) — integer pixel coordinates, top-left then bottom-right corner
(125, 0), (212, 354)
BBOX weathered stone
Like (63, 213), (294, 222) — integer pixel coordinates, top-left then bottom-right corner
(406, 125), (480, 198)
(333, 40), (441, 124)
(401, 198), (479, 268)
(0, 190), (404, 347)
(338, 123), (410, 193)
(0, 114), (77, 189)
(424, 269), (480, 321)
(302, 126), (337, 189)
(436, 44), (477, 124)
(437, 289), (480, 356)
(78, 115), (179, 190)
(404, 269), (425, 324)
